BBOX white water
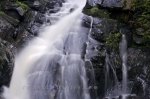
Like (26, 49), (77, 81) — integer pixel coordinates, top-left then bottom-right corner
(120, 34), (128, 94)
(105, 34), (128, 99)
(3, 0), (90, 99)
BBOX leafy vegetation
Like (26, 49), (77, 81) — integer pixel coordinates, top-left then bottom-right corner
(106, 32), (121, 50)
(132, 0), (150, 46)
(16, 0), (29, 11)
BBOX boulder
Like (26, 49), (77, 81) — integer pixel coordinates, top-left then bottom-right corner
(2, 1), (29, 21)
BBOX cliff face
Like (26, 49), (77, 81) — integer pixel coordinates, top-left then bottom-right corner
(0, 0), (150, 98)
(83, 0), (150, 98)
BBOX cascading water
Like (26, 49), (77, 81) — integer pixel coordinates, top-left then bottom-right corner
(119, 34), (128, 99)
(105, 34), (128, 99)
(105, 53), (120, 98)
(2, 0), (91, 99)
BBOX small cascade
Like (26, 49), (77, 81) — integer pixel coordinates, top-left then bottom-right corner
(105, 53), (120, 97)
(85, 16), (98, 99)
(120, 34), (128, 96)
(105, 34), (129, 99)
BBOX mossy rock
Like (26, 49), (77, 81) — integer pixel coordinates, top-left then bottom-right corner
(0, 39), (13, 87)
(84, 6), (110, 18)
(106, 32), (122, 50)
(16, 0), (29, 11)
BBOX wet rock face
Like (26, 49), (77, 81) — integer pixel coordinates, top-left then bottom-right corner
(0, 16), (16, 42)
(83, 10), (149, 98)
(83, 15), (122, 98)
(128, 48), (150, 98)
(82, 15), (118, 42)
(25, 0), (62, 13)
(87, 0), (133, 9)
(0, 39), (14, 87)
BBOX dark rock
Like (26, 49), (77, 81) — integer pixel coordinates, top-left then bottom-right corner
(29, 23), (41, 35)
(92, 18), (118, 42)
(5, 9), (22, 21)
(83, 15), (122, 98)
(0, 11), (19, 26)
(102, 0), (124, 8)
(28, 0), (45, 12)
(24, 10), (46, 35)
(0, 15), (16, 42)
(16, 7), (26, 16)
(26, 0), (62, 13)
(133, 35), (144, 45)
(88, 0), (124, 7)
(82, 15), (118, 42)
(34, 12), (46, 24)
(2, 1), (28, 21)
(14, 30), (34, 50)
(33, 1), (40, 8)
(82, 15), (92, 28)
(46, 0), (62, 10)
(85, 30), (106, 98)
(128, 48), (150, 98)
(87, 0), (133, 10)
(0, 39), (14, 87)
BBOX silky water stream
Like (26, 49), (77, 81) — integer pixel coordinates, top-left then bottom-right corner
(2, 0), (91, 99)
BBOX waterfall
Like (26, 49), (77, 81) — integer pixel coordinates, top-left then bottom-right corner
(105, 53), (119, 97)
(119, 34), (128, 98)
(105, 34), (128, 99)
(2, 0), (91, 99)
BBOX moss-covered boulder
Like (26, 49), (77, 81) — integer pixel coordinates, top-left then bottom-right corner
(0, 0), (29, 21)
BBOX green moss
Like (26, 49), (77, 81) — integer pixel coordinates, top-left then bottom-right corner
(0, 11), (5, 15)
(84, 6), (110, 18)
(106, 32), (122, 50)
(131, 0), (150, 47)
(16, 0), (29, 11)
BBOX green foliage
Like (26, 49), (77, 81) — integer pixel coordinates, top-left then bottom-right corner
(84, 6), (110, 18)
(132, 0), (150, 47)
(106, 32), (121, 50)
(16, 0), (29, 11)
(90, 7), (99, 15)
(133, 0), (150, 29)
